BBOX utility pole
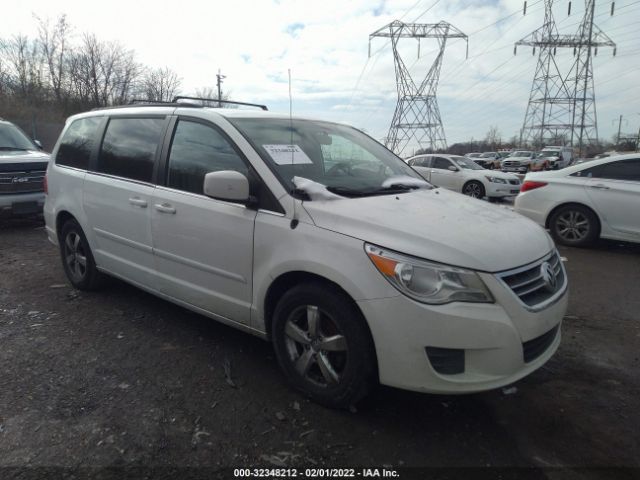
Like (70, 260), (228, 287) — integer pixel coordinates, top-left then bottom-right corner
(216, 69), (226, 107)
(369, 21), (468, 156)
(616, 114), (623, 145)
(515, 1), (616, 155)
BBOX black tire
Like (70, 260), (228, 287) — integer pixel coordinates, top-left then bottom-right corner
(549, 205), (599, 247)
(272, 282), (377, 408)
(59, 219), (105, 290)
(462, 180), (485, 199)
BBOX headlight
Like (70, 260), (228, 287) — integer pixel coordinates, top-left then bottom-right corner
(485, 176), (507, 184)
(365, 244), (494, 305)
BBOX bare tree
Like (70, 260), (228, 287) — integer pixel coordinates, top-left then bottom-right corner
(484, 125), (501, 150)
(35, 14), (70, 103)
(0, 34), (45, 100)
(143, 67), (181, 102)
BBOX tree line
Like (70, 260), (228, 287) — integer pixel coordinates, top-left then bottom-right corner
(0, 14), (183, 122)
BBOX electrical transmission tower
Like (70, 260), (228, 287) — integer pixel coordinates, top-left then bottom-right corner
(516, 0), (616, 152)
(370, 21), (468, 156)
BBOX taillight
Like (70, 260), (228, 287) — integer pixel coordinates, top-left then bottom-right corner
(43, 173), (48, 194)
(520, 180), (547, 193)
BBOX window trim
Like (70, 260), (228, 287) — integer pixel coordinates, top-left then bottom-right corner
(160, 115), (284, 214)
(94, 114), (170, 185)
(54, 116), (106, 171)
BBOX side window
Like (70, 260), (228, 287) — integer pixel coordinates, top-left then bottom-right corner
(595, 159), (640, 181)
(55, 117), (102, 169)
(572, 165), (602, 178)
(167, 120), (248, 195)
(420, 157), (432, 167)
(97, 117), (165, 183)
(432, 157), (451, 170)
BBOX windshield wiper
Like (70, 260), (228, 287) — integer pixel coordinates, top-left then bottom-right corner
(326, 184), (417, 197)
(0, 147), (29, 151)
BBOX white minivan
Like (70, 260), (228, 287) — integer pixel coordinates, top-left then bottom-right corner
(44, 103), (567, 407)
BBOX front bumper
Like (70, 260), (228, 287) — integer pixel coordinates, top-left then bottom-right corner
(0, 192), (45, 217)
(485, 182), (521, 198)
(358, 276), (567, 394)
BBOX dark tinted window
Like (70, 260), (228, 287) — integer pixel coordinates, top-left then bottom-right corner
(56, 117), (101, 169)
(595, 159), (640, 181)
(98, 117), (165, 182)
(411, 157), (430, 167)
(432, 157), (452, 169)
(167, 120), (248, 194)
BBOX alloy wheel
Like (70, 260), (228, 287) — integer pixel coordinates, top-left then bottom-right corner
(464, 183), (483, 198)
(556, 211), (589, 241)
(284, 305), (348, 387)
(64, 231), (87, 282)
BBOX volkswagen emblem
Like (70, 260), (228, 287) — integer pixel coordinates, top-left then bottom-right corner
(540, 262), (557, 292)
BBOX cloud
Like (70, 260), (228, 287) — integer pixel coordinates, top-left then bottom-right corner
(5, 0), (639, 148)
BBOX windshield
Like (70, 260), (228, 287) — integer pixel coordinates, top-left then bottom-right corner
(510, 151), (532, 157)
(452, 156), (484, 170)
(0, 123), (36, 151)
(228, 118), (427, 197)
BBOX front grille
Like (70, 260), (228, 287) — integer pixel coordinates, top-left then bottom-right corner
(425, 347), (465, 375)
(497, 251), (566, 310)
(503, 161), (521, 167)
(0, 170), (46, 194)
(523, 325), (559, 363)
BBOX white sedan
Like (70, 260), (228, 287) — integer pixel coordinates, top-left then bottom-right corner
(515, 154), (640, 247)
(407, 154), (522, 200)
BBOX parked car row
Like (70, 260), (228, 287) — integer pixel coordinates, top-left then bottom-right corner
(464, 146), (574, 173)
(407, 154), (521, 200)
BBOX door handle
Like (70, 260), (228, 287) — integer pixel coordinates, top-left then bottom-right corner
(154, 203), (176, 214)
(590, 184), (610, 190)
(128, 197), (147, 208)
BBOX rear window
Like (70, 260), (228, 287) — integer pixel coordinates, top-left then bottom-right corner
(55, 117), (101, 169)
(97, 117), (165, 183)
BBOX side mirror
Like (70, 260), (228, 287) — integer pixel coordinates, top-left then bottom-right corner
(203, 170), (251, 203)
(34, 140), (43, 150)
(448, 165), (459, 172)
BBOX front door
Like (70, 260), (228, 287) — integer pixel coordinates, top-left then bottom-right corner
(151, 118), (257, 324)
(585, 158), (640, 238)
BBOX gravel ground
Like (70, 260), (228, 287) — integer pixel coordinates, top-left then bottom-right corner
(0, 216), (639, 479)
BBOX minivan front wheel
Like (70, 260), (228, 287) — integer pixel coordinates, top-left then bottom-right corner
(60, 219), (104, 290)
(272, 283), (376, 408)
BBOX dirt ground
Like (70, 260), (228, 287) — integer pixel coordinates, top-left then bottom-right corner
(0, 216), (639, 479)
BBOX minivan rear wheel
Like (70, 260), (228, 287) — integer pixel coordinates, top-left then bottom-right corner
(272, 283), (376, 408)
(60, 219), (104, 290)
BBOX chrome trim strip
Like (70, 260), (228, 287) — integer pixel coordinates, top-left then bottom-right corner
(93, 228), (153, 253)
(153, 248), (247, 284)
(496, 250), (568, 312)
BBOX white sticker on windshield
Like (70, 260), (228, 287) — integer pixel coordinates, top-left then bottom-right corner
(262, 144), (313, 165)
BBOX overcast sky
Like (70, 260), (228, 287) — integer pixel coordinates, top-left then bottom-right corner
(6, 0), (640, 151)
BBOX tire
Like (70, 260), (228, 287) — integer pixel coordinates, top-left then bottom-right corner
(59, 219), (105, 290)
(549, 205), (599, 247)
(271, 282), (376, 408)
(462, 181), (485, 199)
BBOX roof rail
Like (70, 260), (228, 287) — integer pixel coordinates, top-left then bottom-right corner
(172, 96), (268, 111)
(91, 101), (202, 111)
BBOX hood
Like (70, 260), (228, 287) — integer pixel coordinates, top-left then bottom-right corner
(0, 150), (50, 164)
(480, 170), (520, 181)
(504, 156), (532, 162)
(302, 188), (553, 273)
